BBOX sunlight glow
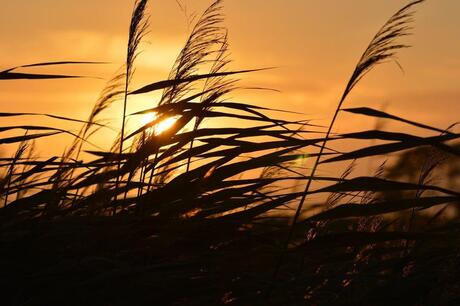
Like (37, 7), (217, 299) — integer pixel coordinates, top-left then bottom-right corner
(140, 112), (178, 136)
(155, 117), (177, 135)
(140, 112), (157, 126)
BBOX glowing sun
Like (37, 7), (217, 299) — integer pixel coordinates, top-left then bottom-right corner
(140, 112), (178, 135)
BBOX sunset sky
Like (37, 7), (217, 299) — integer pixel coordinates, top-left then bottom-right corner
(0, 0), (459, 155)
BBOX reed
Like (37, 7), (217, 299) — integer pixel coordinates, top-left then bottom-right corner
(1, 0), (459, 304)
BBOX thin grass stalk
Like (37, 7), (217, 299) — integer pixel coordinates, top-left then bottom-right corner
(115, 0), (149, 209)
(3, 140), (28, 207)
(146, 150), (160, 193)
(269, 0), (425, 288)
(186, 32), (231, 173)
(15, 141), (36, 201)
(137, 131), (148, 198)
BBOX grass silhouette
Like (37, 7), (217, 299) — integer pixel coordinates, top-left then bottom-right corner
(1, 0), (460, 305)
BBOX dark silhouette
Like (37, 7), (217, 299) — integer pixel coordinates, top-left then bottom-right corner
(1, 0), (460, 305)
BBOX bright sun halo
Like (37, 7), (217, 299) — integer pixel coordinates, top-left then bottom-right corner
(140, 112), (177, 136)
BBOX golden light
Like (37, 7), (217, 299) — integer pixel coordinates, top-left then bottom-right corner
(140, 112), (157, 126)
(155, 117), (177, 135)
(140, 112), (178, 136)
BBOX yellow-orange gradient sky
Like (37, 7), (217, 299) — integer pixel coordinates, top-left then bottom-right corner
(0, 0), (459, 155)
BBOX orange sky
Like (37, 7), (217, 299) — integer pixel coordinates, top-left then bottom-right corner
(0, 0), (459, 156)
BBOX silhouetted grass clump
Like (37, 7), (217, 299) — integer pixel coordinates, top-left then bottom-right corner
(1, 0), (460, 305)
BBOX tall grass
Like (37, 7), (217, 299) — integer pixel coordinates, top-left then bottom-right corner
(115, 0), (150, 205)
(272, 0), (427, 281)
(1, 0), (460, 305)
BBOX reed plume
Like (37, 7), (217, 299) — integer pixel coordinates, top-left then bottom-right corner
(115, 0), (150, 201)
(274, 0), (426, 281)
